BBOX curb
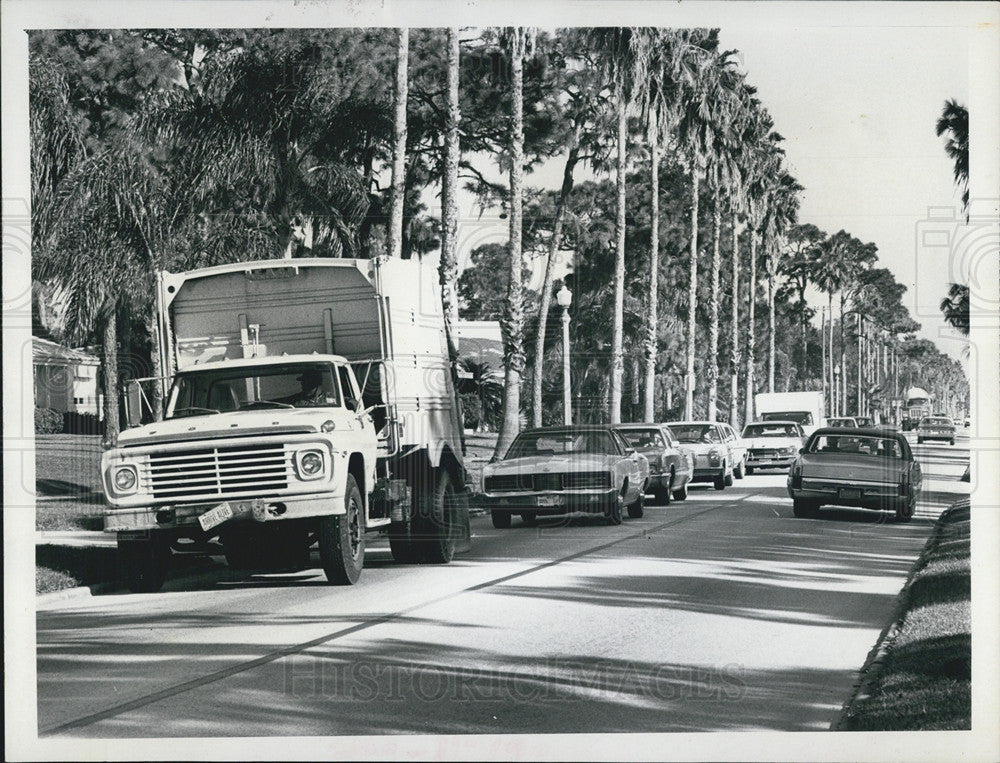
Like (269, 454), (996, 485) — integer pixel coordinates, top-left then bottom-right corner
(832, 497), (970, 730)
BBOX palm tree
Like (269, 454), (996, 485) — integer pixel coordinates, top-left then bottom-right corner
(936, 100), (969, 219)
(811, 234), (845, 416)
(779, 223), (825, 385)
(439, 28), (461, 360)
(940, 283), (970, 336)
(493, 27), (528, 460)
(389, 28), (409, 259)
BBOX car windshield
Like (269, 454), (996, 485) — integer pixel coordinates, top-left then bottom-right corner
(670, 424), (719, 444)
(855, 417), (873, 426)
(505, 430), (619, 459)
(808, 434), (904, 459)
(166, 363), (341, 418)
(761, 411), (813, 425)
(828, 418), (856, 427)
(742, 423), (799, 438)
(617, 428), (665, 450)
(921, 417), (952, 426)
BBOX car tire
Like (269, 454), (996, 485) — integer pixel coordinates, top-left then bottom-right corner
(627, 492), (645, 519)
(734, 459), (745, 479)
(118, 531), (171, 593)
(520, 512), (537, 526)
(672, 481), (688, 501)
(917, 437), (923, 444)
(949, 439), (955, 446)
(318, 474), (365, 585)
(655, 471), (674, 506)
(895, 499), (915, 523)
(745, 466), (755, 476)
(714, 472), (726, 491)
(491, 510), (512, 529)
(605, 494), (624, 525)
(724, 467), (734, 487)
(792, 499), (819, 518)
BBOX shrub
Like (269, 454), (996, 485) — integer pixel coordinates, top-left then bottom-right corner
(64, 411), (103, 435)
(35, 408), (63, 434)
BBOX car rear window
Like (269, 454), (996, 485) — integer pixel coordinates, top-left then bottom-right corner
(808, 435), (903, 459)
(743, 424), (799, 437)
(617, 428), (665, 449)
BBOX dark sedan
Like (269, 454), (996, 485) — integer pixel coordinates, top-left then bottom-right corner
(787, 428), (921, 522)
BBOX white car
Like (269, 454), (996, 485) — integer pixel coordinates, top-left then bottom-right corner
(741, 420), (805, 473)
(664, 421), (736, 490)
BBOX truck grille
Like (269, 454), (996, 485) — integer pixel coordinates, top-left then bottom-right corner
(147, 443), (289, 500)
(485, 471), (609, 492)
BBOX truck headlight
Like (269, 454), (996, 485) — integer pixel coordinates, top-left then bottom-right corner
(295, 450), (326, 480)
(112, 465), (138, 494)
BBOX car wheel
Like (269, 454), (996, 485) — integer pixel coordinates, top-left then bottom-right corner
(724, 465), (734, 487)
(745, 466), (755, 476)
(949, 439), (955, 446)
(627, 492), (645, 519)
(917, 437), (923, 444)
(318, 474), (365, 585)
(655, 471), (674, 506)
(605, 493), (624, 525)
(895, 499), (915, 523)
(118, 531), (171, 593)
(491, 510), (512, 529)
(734, 459), (745, 480)
(713, 472), (726, 491)
(792, 499), (819, 518)
(672, 481), (688, 501)
(520, 512), (537, 526)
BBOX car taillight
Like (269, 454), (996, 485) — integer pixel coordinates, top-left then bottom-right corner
(791, 462), (802, 490)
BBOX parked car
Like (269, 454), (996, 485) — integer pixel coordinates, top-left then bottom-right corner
(826, 417), (858, 428)
(480, 426), (649, 528)
(614, 423), (693, 504)
(787, 427), (921, 522)
(664, 421), (735, 490)
(741, 420), (805, 473)
(916, 415), (956, 445)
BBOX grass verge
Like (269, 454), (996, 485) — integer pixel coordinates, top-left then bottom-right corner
(35, 434), (105, 531)
(839, 498), (971, 730)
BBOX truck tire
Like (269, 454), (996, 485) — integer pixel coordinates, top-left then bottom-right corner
(319, 475), (365, 584)
(118, 531), (171, 593)
(416, 470), (457, 564)
(388, 524), (422, 563)
(222, 532), (257, 570)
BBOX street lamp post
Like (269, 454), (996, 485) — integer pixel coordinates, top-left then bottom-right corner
(556, 285), (573, 426)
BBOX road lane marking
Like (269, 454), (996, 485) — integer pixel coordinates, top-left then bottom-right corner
(41, 493), (756, 735)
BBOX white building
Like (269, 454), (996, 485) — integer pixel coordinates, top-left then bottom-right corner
(32, 336), (100, 415)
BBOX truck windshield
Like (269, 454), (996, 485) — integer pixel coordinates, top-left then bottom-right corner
(166, 363), (341, 418)
(761, 411), (813, 426)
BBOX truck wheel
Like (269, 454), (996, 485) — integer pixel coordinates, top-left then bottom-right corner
(222, 532), (256, 570)
(118, 532), (171, 593)
(416, 470), (457, 564)
(388, 523), (422, 563)
(491, 511), (512, 529)
(319, 475), (365, 585)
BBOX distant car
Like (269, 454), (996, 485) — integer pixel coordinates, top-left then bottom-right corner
(480, 425), (649, 528)
(964, 417), (970, 428)
(916, 415), (956, 445)
(614, 423), (693, 504)
(664, 421), (735, 490)
(788, 428), (921, 522)
(741, 420), (805, 473)
(854, 416), (875, 428)
(718, 422), (748, 479)
(826, 417), (858, 428)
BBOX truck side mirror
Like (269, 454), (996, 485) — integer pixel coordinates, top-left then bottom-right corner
(124, 381), (144, 428)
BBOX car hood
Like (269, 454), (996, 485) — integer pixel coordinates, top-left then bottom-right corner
(746, 436), (801, 450)
(799, 453), (908, 482)
(673, 441), (724, 455)
(485, 453), (618, 476)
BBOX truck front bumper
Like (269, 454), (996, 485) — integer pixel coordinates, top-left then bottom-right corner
(104, 492), (342, 533)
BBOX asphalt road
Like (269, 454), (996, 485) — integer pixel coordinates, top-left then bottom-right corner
(36, 434), (969, 738)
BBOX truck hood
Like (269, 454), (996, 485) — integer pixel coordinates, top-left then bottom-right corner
(485, 453), (619, 476)
(116, 408), (343, 447)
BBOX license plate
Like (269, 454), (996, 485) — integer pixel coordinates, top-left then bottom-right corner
(536, 495), (563, 507)
(839, 488), (862, 500)
(199, 502), (234, 531)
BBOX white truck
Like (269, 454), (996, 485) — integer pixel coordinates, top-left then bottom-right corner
(102, 257), (469, 592)
(754, 391), (826, 437)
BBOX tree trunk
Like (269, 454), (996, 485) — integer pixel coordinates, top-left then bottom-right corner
(492, 28), (526, 460)
(707, 181), (721, 422)
(743, 226), (757, 425)
(532, 125), (581, 427)
(729, 210), (741, 428)
(643, 110), (659, 422)
(102, 306), (119, 447)
(839, 291), (847, 415)
(388, 28), (409, 259)
(827, 294), (835, 416)
(147, 309), (163, 421)
(799, 283), (808, 389)
(609, 89), (627, 425)
(439, 28), (460, 358)
(685, 159), (700, 420)
(767, 260), (776, 393)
